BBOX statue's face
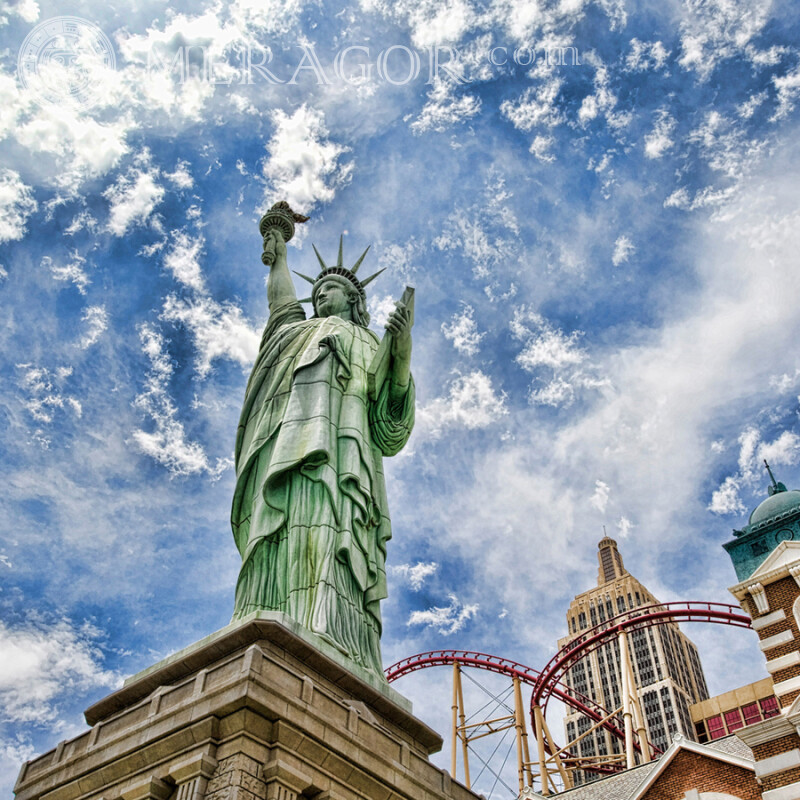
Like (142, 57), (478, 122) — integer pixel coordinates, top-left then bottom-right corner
(314, 277), (353, 319)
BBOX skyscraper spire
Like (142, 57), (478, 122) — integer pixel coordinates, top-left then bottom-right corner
(597, 535), (626, 585)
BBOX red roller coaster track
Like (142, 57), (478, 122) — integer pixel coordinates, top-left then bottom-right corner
(530, 601), (752, 713)
(385, 600), (753, 774)
(385, 649), (644, 768)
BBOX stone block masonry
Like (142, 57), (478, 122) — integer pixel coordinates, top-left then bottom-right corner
(14, 614), (481, 800)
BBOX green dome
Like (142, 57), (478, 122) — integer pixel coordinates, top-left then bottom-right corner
(748, 489), (800, 526)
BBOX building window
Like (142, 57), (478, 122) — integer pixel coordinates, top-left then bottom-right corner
(742, 702), (761, 726)
(706, 715), (725, 740)
(760, 696), (780, 718)
(723, 708), (744, 732)
(694, 721), (708, 743)
(600, 547), (616, 582)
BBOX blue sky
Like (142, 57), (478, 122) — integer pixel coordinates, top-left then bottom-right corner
(1, 0), (800, 795)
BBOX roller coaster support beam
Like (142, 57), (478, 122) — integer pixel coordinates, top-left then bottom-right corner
(513, 676), (533, 792)
(618, 630), (635, 769)
(533, 704), (550, 796)
(451, 661), (471, 789)
(618, 629), (651, 769)
(532, 703), (572, 795)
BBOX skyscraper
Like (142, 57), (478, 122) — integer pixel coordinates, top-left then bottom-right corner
(559, 537), (710, 783)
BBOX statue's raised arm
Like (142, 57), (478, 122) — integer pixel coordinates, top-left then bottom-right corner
(263, 229), (296, 311)
(258, 200), (309, 312)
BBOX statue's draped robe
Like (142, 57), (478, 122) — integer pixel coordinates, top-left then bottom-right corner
(231, 300), (414, 675)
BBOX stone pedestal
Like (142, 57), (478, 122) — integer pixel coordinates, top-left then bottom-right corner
(14, 614), (479, 800)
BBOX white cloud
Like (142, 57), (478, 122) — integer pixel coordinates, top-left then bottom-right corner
(761, 432), (800, 471)
(16, 365), (82, 426)
(511, 307), (608, 407)
(14, 103), (131, 187)
(104, 161), (165, 236)
(708, 476), (745, 515)
(577, 62), (630, 131)
(115, 8), (247, 120)
(144, 227), (260, 379)
(229, 0), (307, 34)
(773, 65), (800, 122)
(0, 0), (39, 25)
(737, 91), (767, 120)
(407, 594), (478, 634)
(612, 235), (635, 266)
(411, 79), (481, 134)
(688, 111), (765, 180)
(501, 78), (565, 132)
(164, 161), (194, 189)
(590, 480), (610, 512)
(362, 0), (479, 49)
(44, 251), (90, 294)
(441, 304), (484, 356)
(417, 371), (508, 437)
(163, 230), (205, 292)
(489, 0), (596, 42)
(0, 170), (37, 243)
(390, 561), (439, 590)
(261, 105), (353, 214)
(160, 294), (260, 378)
(377, 239), (421, 283)
(530, 134), (556, 163)
(0, 618), (118, 725)
(79, 306), (109, 349)
(131, 325), (230, 477)
(617, 516), (633, 538)
(711, 427), (800, 515)
(678, 0), (773, 80)
(530, 377), (577, 406)
(64, 210), (98, 236)
(625, 39), (670, 72)
(511, 308), (585, 371)
(644, 111), (676, 159)
(433, 175), (520, 282)
(664, 184), (739, 212)
(368, 294), (398, 331)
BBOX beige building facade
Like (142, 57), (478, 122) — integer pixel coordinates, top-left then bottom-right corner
(559, 537), (710, 782)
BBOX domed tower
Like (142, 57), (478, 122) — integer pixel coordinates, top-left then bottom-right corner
(725, 462), (800, 799)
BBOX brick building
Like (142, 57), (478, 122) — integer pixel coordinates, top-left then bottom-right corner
(525, 734), (761, 800)
(724, 469), (800, 799)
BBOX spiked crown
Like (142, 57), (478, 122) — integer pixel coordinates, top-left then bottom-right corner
(293, 235), (384, 305)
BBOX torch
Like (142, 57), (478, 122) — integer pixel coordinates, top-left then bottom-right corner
(258, 201), (309, 266)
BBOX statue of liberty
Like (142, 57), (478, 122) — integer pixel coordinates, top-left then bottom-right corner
(231, 202), (414, 677)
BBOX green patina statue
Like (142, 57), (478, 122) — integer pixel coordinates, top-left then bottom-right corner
(231, 202), (415, 676)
